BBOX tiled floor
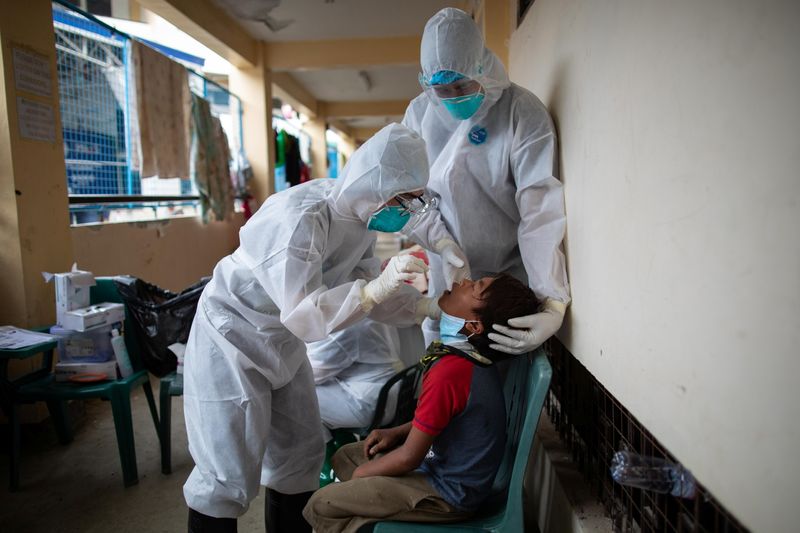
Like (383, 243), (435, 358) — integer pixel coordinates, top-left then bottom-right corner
(0, 378), (266, 533)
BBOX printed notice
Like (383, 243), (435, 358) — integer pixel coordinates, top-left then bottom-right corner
(13, 46), (52, 97)
(17, 97), (56, 143)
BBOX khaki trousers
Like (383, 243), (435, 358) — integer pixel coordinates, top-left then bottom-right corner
(303, 442), (473, 533)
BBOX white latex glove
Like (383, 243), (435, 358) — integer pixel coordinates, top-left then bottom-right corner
(414, 297), (441, 325)
(488, 299), (567, 355)
(434, 239), (471, 290)
(361, 255), (428, 309)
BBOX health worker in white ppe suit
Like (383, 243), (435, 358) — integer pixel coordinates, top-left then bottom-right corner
(183, 123), (441, 533)
(306, 318), (403, 442)
(402, 8), (571, 354)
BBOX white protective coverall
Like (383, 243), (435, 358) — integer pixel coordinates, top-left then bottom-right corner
(306, 318), (403, 441)
(183, 123), (428, 518)
(402, 8), (571, 345)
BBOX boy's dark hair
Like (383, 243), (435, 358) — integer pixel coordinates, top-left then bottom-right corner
(468, 273), (541, 361)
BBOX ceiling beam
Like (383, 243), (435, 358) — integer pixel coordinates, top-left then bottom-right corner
(265, 36), (420, 71)
(327, 119), (354, 139)
(351, 127), (383, 141)
(272, 72), (319, 118)
(320, 100), (408, 118)
(136, 0), (258, 67)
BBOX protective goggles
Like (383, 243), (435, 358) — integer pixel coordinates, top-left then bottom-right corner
(419, 72), (483, 100)
(393, 192), (437, 216)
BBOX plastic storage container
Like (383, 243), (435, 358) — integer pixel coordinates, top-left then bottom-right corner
(49, 324), (115, 363)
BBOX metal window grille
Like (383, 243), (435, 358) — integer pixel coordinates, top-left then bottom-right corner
(544, 338), (749, 533)
(54, 5), (130, 197)
(51, 1), (245, 223)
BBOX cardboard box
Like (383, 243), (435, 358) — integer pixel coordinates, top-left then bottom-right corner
(55, 360), (118, 382)
(43, 264), (95, 326)
(60, 302), (124, 332)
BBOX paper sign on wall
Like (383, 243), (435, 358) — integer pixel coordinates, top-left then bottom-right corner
(12, 46), (52, 98)
(17, 97), (56, 143)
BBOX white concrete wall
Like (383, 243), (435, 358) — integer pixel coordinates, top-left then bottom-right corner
(509, 1), (800, 531)
(72, 214), (243, 292)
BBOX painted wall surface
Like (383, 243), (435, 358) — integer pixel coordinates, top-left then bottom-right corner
(72, 215), (243, 292)
(509, 1), (800, 531)
(0, 0), (73, 328)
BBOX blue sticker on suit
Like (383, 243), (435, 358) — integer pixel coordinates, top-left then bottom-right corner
(468, 126), (487, 145)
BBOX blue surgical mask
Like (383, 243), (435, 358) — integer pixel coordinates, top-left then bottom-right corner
(441, 92), (485, 121)
(440, 311), (480, 345)
(367, 205), (411, 232)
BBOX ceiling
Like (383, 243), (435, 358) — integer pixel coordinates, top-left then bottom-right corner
(211, 0), (461, 42)
(291, 65), (422, 102)
(210, 0), (471, 133)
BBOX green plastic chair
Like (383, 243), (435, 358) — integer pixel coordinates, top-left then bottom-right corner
(158, 370), (183, 474)
(9, 277), (160, 489)
(372, 349), (552, 533)
(0, 330), (58, 491)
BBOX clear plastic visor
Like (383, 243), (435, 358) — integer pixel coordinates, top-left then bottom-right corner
(420, 73), (483, 99)
(390, 192), (437, 216)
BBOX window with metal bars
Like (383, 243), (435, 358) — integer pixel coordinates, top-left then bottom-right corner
(543, 338), (749, 532)
(52, 1), (245, 225)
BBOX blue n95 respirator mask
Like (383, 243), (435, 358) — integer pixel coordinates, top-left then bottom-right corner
(367, 205), (411, 233)
(440, 311), (480, 345)
(441, 92), (485, 121)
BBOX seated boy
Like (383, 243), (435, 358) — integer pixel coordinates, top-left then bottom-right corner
(303, 273), (541, 533)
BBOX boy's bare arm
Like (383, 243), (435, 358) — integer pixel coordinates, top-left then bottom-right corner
(353, 426), (435, 478)
(362, 422), (412, 458)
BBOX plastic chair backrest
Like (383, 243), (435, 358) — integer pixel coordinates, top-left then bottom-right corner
(90, 277), (146, 372)
(368, 363), (422, 431)
(490, 350), (552, 530)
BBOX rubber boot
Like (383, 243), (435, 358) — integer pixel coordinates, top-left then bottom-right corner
(187, 508), (237, 533)
(265, 489), (314, 533)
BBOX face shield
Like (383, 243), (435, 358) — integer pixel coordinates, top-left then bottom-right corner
(417, 9), (510, 125)
(394, 191), (437, 216)
(419, 70), (486, 121)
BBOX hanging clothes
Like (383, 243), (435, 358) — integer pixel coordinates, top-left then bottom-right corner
(299, 162), (311, 184)
(284, 133), (302, 187)
(274, 128), (304, 187)
(275, 129), (287, 167)
(129, 41), (191, 179)
(190, 93), (233, 222)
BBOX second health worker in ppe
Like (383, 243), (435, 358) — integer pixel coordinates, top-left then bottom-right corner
(183, 123), (431, 533)
(403, 8), (571, 354)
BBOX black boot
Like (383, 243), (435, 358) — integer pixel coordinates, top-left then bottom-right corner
(265, 489), (314, 533)
(188, 508), (237, 533)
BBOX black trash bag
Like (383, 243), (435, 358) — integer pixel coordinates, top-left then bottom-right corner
(115, 276), (210, 377)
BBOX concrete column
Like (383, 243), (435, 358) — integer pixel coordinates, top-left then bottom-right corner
(0, 0), (73, 327)
(483, 0), (511, 69)
(229, 43), (274, 205)
(306, 116), (327, 179)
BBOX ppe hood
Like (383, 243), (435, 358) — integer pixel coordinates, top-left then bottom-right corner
(329, 123), (429, 222)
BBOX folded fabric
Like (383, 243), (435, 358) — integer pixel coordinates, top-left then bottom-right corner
(130, 41), (190, 179)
